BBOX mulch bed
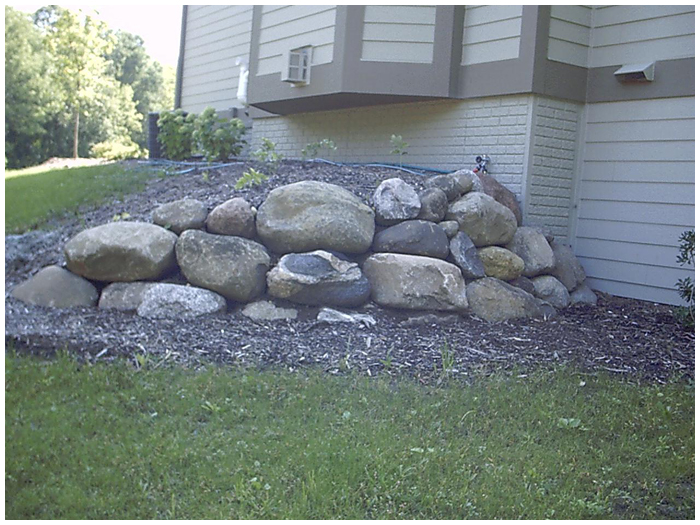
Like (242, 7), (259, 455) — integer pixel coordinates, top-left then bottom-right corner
(5, 160), (695, 383)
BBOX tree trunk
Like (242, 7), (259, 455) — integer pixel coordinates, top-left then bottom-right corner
(73, 109), (79, 159)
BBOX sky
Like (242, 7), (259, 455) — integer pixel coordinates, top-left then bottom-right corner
(9, 3), (183, 67)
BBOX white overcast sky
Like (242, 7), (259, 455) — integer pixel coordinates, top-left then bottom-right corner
(9, 3), (183, 67)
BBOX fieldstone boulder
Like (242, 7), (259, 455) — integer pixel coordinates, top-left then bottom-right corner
(550, 241), (587, 291)
(137, 283), (226, 319)
(508, 276), (536, 296)
(478, 246), (525, 281)
(449, 232), (485, 279)
(505, 227), (556, 277)
(372, 220), (450, 259)
(11, 265), (98, 308)
(438, 220), (460, 238)
(176, 230), (270, 302)
(363, 253), (469, 311)
(257, 181), (375, 254)
(570, 282), (598, 305)
(98, 282), (156, 311)
(152, 198), (208, 234)
(466, 277), (547, 323)
(373, 178), (421, 225)
(417, 188), (448, 222)
(64, 222), (177, 282)
(425, 172), (471, 201)
(267, 250), (370, 307)
(532, 275), (571, 309)
(242, 300), (298, 321)
(445, 192), (517, 247)
(206, 197), (256, 238)
(476, 172), (523, 225)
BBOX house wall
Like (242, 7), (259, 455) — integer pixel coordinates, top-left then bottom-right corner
(573, 96), (695, 305)
(252, 95), (532, 198)
(360, 5), (437, 63)
(256, 5), (337, 77)
(547, 5), (592, 68)
(461, 5), (523, 65)
(179, 5), (253, 113)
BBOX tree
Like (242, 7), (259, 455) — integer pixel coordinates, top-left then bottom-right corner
(4, 7), (53, 168)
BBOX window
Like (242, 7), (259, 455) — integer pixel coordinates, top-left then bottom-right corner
(282, 46), (312, 85)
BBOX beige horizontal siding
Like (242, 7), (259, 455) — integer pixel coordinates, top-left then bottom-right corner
(548, 5), (592, 67)
(180, 5), (253, 113)
(462, 5), (522, 65)
(361, 5), (436, 63)
(574, 97), (695, 305)
(256, 5), (337, 76)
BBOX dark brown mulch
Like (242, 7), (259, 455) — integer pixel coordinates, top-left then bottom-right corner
(5, 160), (695, 383)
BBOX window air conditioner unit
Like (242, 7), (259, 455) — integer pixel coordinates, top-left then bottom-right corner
(282, 46), (312, 86)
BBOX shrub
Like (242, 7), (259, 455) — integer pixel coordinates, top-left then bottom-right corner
(157, 109), (195, 161)
(251, 138), (284, 173)
(234, 167), (268, 190)
(675, 230), (694, 328)
(301, 138), (337, 160)
(192, 107), (246, 162)
(91, 138), (146, 160)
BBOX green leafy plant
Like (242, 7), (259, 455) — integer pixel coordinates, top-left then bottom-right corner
(301, 138), (337, 160)
(91, 138), (146, 160)
(675, 230), (694, 328)
(192, 107), (246, 162)
(235, 167), (269, 190)
(157, 109), (195, 161)
(252, 138), (284, 173)
(390, 134), (408, 167)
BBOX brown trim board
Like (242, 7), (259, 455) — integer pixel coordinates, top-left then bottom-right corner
(174, 5), (188, 109)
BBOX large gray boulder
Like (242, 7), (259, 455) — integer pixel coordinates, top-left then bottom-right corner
(267, 250), (370, 307)
(137, 283), (226, 319)
(476, 171), (523, 225)
(477, 246), (525, 281)
(532, 275), (571, 309)
(372, 220), (450, 259)
(257, 181), (375, 254)
(417, 188), (448, 223)
(11, 265), (98, 308)
(425, 171), (472, 201)
(570, 282), (598, 305)
(449, 232), (485, 279)
(445, 192), (517, 247)
(176, 230), (270, 302)
(373, 178), (421, 225)
(64, 222), (178, 282)
(152, 198), (208, 234)
(363, 253), (469, 311)
(550, 241), (587, 292)
(505, 227), (556, 277)
(466, 277), (547, 323)
(206, 197), (256, 238)
(98, 282), (157, 311)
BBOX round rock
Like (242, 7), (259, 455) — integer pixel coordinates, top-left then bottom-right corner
(98, 282), (157, 311)
(445, 192), (517, 247)
(570, 282), (598, 305)
(478, 246), (525, 281)
(372, 220), (450, 259)
(550, 241), (587, 292)
(257, 181), (375, 254)
(438, 220), (460, 238)
(505, 226), (556, 277)
(267, 250), (370, 307)
(64, 222), (178, 282)
(475, 172), (523, 225)
(206, 197), (256, 238)
(176, 230), (270, 302)
(11, 265), (98, 308)
(466, 277), (547, 323)
(137, 283), (227, 319)
(532, 275), (571, 309)
(152, 198), (208, 234)
(373, 178), (421, 225)
(417, 188), (448, 223)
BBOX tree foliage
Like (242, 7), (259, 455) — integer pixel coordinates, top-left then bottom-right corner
(4, 5), (174, 168)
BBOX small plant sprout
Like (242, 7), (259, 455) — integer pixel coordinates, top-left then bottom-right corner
(675, 230), (694, 328)
(390, 134), (408, 167)
(439, 341), (455, 382)
(252, 138), (284, 173)
(301, 138), (337, 160)
(235, 167), (269, 190)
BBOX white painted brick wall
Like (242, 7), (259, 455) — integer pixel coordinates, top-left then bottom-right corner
(251, 95), (532, 198)
(524, 96), (582, 241)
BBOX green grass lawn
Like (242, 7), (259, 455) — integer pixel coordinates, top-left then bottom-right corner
(5, 354), (694, 519)
(5, 162), (154, 233)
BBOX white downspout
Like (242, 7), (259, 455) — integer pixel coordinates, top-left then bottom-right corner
(236, 57), (249, 107)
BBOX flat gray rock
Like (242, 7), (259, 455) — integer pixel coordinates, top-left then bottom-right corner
(466, 277), (547, 323)
(242, 300), (298, 321)
(137, 283), (227, 319)
(449, 232), (485, 279)
(317, 307), (377, 328)
(372, 220), (450, 259)
(11, 265), (98, 308)
(152, 198), (208, 234)
(98, 282), (157, 311)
